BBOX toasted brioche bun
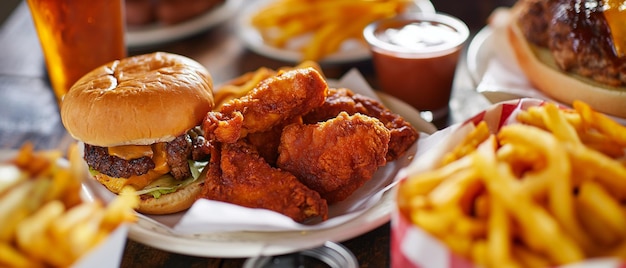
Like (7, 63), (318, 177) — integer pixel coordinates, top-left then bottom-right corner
(506, 6), (626, 118)
(61, 51), (214, 147)
(94, 173), (203, 214)
(61, 52), (214, 214)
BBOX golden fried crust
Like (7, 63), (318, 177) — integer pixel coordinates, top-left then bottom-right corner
(203, 68), (328, 143)
(278, 112), (390, 204)
(303, 88), (419, 161)
(201, 141), (328, 222)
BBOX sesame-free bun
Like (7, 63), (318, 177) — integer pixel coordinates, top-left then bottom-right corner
(61, 52), (214, 146)
(506, 5), (626, 118)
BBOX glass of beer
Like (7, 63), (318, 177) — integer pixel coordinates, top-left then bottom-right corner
(26, 0), (127, 105)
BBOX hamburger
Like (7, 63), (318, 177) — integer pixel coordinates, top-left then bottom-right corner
(506, 0), (626, 118)
(61, 52), (215, 214)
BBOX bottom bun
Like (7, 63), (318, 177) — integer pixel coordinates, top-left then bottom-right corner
(506, 8), (626, 119)
(94, 173), (203, 215)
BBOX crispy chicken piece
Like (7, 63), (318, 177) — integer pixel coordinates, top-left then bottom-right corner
(203, 68), (328, 143)
(303, 88), (419, 161)
(201, 141), (328, 223)
(277, 112), (390, 204)
(244, 117), (302, 166)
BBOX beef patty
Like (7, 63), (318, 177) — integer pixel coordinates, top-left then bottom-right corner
(84, 127), (211, 180)
(516, 0), (626, 86)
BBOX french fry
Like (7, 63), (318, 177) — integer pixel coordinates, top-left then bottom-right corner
(250, 0), (412, 61)
(451, 215), (487, 239)
(16, 200), (67, 266)
(512, 245), (551, 268)
(0, 180), (34, 242)
(574, 100), (626, 146)
(542, 102), (581, 144)
(398, 156), (473, 202)
(487, 193), (516, 268)
(1, 143), (138, 267)
(410, 206), (460, 238)
(66, 209), (106, 259)
(566, 143), (626, 198)
(0, 242), (37, 268)
(428, 168), (478, 208)
(576, 195), (621, 247)
(577, 181), (626, 238)
(530, 108), (595, 250)
(441, 121), (490, 165)
(398, 99), (626, 267)
(471, 240), (489, 267)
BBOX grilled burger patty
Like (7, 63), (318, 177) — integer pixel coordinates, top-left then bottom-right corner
(516, 0), (626, 87)
(84, 129), (211, 180)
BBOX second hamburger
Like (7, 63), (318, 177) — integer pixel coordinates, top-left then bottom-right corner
(61, 52), (215, 214)
(506, 0), (626, 118)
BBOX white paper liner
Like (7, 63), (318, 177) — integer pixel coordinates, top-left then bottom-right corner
(474, 8), (553, 104)
(391, 98), (625, 268)
(83, 68), (434, 234)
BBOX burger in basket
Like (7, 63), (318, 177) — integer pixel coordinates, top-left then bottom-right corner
(506, 0), (626, 118)
(61, 52), (214, 214)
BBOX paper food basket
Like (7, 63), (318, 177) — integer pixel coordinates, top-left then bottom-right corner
(390, 98), (625, 268)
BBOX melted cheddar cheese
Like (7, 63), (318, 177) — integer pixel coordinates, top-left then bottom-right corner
(108, 144), (153, 160)
(124, 143), (170, 189)
(104, 143), (171, 190)
(604, 0), (626, 57)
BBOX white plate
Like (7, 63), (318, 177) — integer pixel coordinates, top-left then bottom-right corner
(237, 0), (436, 64)
(466, 25), (550, 104)
(125, 0), (243, 49)
(79, 90), (436, 258)
(466, 26), (494, 88)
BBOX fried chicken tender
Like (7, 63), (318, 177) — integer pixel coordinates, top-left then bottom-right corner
(244, 116), (302, 166)
(277, 112), (390, 204)
(303, 88), (419, 161)
(201, 141), (328, 223)
(203, 68), (328, 143)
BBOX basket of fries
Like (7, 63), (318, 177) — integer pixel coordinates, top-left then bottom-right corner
(0, 143), (138, 267)
(392, 98), (626, 267)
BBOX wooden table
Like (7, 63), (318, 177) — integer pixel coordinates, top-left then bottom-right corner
(0, 1), (498, 267)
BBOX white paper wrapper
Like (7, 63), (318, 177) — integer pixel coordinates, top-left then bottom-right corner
(390, 98), (625, 268)
(474, 8), (554, 105)
(84, 68), (435, 234)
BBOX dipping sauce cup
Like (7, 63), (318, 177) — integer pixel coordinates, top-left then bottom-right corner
(364, 13), (469, 122)
(26, 0), (127, 104)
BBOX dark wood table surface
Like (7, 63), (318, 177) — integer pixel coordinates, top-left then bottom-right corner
(0, 1), (509, 267)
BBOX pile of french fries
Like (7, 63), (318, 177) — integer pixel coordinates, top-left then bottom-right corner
(397, 100), (626, 267)
(250, 0), (412, 61)
(0, 143), (138, 267)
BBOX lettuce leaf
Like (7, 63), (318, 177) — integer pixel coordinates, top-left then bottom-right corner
(136, 160), (208, 198)
(89, 160), (208, 199)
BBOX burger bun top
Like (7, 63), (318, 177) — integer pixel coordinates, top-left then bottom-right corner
(61, 52), (214, 146)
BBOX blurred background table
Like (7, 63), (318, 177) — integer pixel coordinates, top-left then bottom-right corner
(0, 0), (512, 266)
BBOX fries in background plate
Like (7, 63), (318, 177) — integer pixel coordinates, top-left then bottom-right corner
(250, 0), (413, 61)
(0, 143), (138, 268)
(397, 100), (626, 267)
